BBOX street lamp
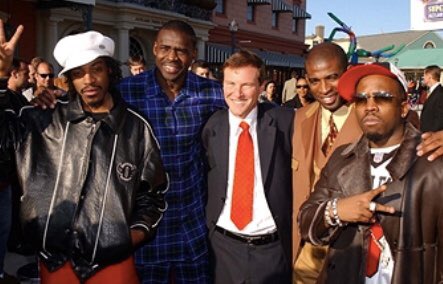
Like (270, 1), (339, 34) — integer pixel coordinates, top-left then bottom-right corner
(228, 19), (238, 55)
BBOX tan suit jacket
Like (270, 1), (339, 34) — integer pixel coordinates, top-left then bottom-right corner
(291, 101), (362, 263)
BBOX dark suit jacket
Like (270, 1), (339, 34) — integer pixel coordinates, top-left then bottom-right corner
(202, 103), (294, 264)
(420, 84), (443, 132)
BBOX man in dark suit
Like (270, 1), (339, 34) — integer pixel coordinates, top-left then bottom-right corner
(420, 65), (443, 132)
(202, 50), (294, 284)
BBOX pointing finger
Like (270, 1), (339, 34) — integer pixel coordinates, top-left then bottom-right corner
(374, 203), (395, 214)
(367, 185), (387, 199)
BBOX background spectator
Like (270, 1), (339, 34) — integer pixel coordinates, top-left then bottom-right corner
(126, 54), (146, 76)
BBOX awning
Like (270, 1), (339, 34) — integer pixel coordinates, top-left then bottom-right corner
(292, 5), (311, 19)
(206, 43), (231, 64)
(256, 50), (304, 68)
(272, 0), (292, 13)
(247, 0), (271, 5)
(206, 43), (304, 68)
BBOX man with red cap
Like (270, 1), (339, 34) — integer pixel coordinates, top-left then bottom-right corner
(298, 62), (443, 284)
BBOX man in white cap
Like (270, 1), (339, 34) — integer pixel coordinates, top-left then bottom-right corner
(298, 62), (443, 283)
(0, 21), (168, 284)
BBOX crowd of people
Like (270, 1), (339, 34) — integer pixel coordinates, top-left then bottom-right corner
(1, 17), (443, 284)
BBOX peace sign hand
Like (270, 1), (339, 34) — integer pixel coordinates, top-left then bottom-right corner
(336, 185), (395, 223)
(0, 20), (24, 77)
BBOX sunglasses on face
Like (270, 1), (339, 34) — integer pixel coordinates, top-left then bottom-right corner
(353, 91), (396, 105)
(296, 85), (308, 89)
(38, 73), (54, 79)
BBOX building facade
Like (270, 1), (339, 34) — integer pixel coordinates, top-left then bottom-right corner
(1, 0), (310, 80)
(208, 0), (310, 84)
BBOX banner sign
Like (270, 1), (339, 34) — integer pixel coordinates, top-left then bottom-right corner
(411, 0), (443, 30)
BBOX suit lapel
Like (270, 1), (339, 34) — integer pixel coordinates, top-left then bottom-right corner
(300, 102), (320, 160)
(378, 124), (421, 248)
(328, 105), (362, 157)
(337, 141), (372, 197)
(212, 112), (230, 188)
(257, 106), (276, 190)
(422, 84), (441, 111)
(380, 123), (420, 213)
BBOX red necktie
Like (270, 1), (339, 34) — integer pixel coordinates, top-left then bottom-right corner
(231, 122), (254, 230)
(366, 223), (384, 277)
(322, 114), (338, 156)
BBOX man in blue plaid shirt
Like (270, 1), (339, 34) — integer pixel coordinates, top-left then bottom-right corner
(118, 20), (226, 284)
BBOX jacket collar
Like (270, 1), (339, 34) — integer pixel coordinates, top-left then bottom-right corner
(66, 92), (127, 134)
(341, 122), (420, 180)
(256, 103), (277, 187)
(335, 122), (421, 235)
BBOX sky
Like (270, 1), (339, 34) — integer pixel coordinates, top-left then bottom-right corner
(306, 0), (411, 37)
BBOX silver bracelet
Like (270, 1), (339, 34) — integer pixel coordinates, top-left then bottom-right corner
(331, 198), (345, 227)
(324, 200), (338, 227)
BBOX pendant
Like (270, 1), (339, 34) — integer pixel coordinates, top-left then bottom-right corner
(373, 152), (384, 163)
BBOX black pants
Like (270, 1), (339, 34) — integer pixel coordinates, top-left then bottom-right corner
(209, 229), (291, 284)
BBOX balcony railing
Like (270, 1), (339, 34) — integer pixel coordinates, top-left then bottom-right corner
(107, 0), (215, 20)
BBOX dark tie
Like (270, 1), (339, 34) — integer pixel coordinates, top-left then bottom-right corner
(231, 122), (254, 230)
(366, 223), (384, 277)
(322, 114), (338, 156)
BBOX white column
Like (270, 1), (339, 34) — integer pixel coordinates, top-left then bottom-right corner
(196, 39), (206, 60)
(47, 18), (60, 72)
(117, 26), (131, 77)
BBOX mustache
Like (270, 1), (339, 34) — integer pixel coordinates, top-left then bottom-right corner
(81, 85), (102, 93)
(361, 113), (382, 122)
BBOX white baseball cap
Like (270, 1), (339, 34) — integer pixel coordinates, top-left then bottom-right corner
(53, 31), (115, 76)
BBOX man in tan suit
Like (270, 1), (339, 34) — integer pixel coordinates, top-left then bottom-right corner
(292, 42), (362, 283)
(282, 70), (298, 103)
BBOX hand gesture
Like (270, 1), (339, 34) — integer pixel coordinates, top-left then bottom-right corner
(417, 131), (443, 161)
(31, 87), (61, 109)
(0, 20), (24, 77)
(337, 185), (395, 223)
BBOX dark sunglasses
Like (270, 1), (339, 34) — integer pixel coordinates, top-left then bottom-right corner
(296, 85), (308, 89)
(38, 73), (55, 79)
(353, 91), (396, 105)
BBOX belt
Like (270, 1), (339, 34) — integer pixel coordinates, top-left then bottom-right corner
(215, 226), (279, 246)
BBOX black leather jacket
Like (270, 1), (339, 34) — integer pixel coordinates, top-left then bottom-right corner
(0, 87), (29, 187)
(0, 91), (168, 281)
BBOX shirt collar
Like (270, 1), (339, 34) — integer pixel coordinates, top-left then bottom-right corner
(429, 82), (440, 95)
(151, 67), (193, 100)
(66, 92), (127, 134)
(228, 106), (258, 134)
(321, 103), (350, 120)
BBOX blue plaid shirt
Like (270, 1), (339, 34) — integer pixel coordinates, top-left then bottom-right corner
(118, 70), (226, 263)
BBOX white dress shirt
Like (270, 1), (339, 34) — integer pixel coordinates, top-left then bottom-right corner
(427, 82), (441, 99)
(216, 106), (277, 235)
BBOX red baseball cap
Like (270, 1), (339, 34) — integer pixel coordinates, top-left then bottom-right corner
(338, 62), (408, 102)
